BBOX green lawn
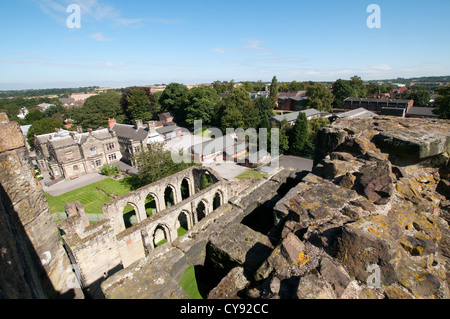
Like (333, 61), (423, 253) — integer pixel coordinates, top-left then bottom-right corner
(236, 169), (266, 180)
(179, 265), (202, 299)
(45, 178), (133, 218)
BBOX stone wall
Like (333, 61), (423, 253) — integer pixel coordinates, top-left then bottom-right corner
(0, 114), (83, 299)
(59, 165), (230, 296)
(100, 166), (303, 298)
(214, 116), (450, 299)
(103, 116), (450, 299)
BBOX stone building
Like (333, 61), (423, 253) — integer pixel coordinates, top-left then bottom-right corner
(35, 127), (122, 180)
(108, 118), (182, 166)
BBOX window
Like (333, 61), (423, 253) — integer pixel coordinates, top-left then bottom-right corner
(133, 146), (140, 153)
(108, 153), (117, 161)
(73, 165), (79, 171)
(53, 168), (59, 176)
(91, 147), (97, 155)
(95, 160), (102, 167)
(91, 161), (95, 169)
(106, 143), (115, 151)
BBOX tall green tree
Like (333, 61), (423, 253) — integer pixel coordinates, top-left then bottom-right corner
(411, 89), (431, 107)
(131, 142), (196, 189)
(159, 83), (189, 123)
(221, 106), (245, 132)
(306, 83), (335, 112)
(278, 119), (290, 154)
(70, 91), (125, 129)
(269, 76), (279, 107)
(121, 88), (154, 122)
(350, 75), (367, 97)
(27, 118), (64, 149)
(289, 112), (310, 156)
(434, 86), (450, 119)
(332, 79), (359, 107)
(185, 86), (219, 126)
(220, 87), (260, 131)
(122, 88), (154, 123)
(254, 96), (274, 128)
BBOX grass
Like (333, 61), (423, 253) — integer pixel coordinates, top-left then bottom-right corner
(45, 178), (133, 217)
(179, 265), (203, 299)
(236, 169), (266, 180)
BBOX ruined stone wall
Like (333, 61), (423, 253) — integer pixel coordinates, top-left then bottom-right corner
(59, 166), (230, 293)
(0, 114), (83, 299)
(102, 116), (450, 300)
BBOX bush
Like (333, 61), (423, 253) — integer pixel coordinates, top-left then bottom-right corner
(100, 164), (121, 176)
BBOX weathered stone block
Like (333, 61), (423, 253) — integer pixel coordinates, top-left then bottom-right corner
(0, 120), (25, 152)
(357, 160), (393, 205)
(208, 267), (249, 299)
(207, 223), (273, 275)
(336, 217), (401, 286)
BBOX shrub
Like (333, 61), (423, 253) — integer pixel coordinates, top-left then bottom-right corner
(100, 164), (121, 176)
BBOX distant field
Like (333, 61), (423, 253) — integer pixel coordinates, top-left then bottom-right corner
(45, 178), (133, 219)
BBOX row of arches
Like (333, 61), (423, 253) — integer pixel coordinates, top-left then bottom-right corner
(122, 174), (216, 230)
(151, 192), (223, 248)
(130, 191), (224, 250)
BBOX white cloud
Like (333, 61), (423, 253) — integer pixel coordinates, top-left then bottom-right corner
(212, 48), (226, 54)
(241, 38), (267, 51)
(35, 0), (143, 28)
(90, 32), (113, 42)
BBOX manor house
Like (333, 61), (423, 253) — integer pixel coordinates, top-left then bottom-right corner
(35, 127), (122, 181)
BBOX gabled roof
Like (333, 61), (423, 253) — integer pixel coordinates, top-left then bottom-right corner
(111, 123), (149, 141)
(156, 125), (182, 135)
(335, 108), (378, 119)
(270, 108), (321, 123)
(406, 107), (438, 117)
(191, 135), (236, 156)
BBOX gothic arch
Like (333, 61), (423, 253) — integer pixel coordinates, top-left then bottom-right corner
(122, 202), (139, 229)
(144, 192), (159, 217)
(195, 199), (209, 223)
(152, 223), (171, 248)
(164, 184), (177, 209)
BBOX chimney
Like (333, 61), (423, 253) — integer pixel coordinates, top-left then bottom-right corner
(87, 128), (94, 136)
(135, 120), (143, 129)
(70, 132), (78, 140)
(147, 121), (156, 134)
(108, 118), (117, 129)
(76, 126), (83, 133)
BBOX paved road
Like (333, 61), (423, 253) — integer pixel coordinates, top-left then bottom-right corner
(203, 161), (250, 180)
(258, 155), (314, 174)
(42, 172), (109, 197)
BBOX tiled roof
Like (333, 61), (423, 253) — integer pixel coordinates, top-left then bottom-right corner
(111, 123), (149, 141)
(191, 135), (236, 156)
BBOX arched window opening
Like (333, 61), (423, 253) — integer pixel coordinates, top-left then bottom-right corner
(145, 193), (157, 217)
(153, 225), (168, 247)
(164, 186), (175, 209)
(213, 192), (222, 211)
(123, 203), (138, 229)
(181, 178), (191, 200)
(196, 201), (207, 223)
(201, 172), (214, 190)
(177, 212), (189, 237)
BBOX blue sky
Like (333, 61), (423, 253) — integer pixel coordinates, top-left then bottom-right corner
(1, 0), (449, 90)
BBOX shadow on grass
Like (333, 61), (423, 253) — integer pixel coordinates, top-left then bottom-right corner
(119, 175), (145, 191)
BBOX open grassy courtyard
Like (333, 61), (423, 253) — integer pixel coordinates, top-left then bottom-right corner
(45, 178), (134, 220)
